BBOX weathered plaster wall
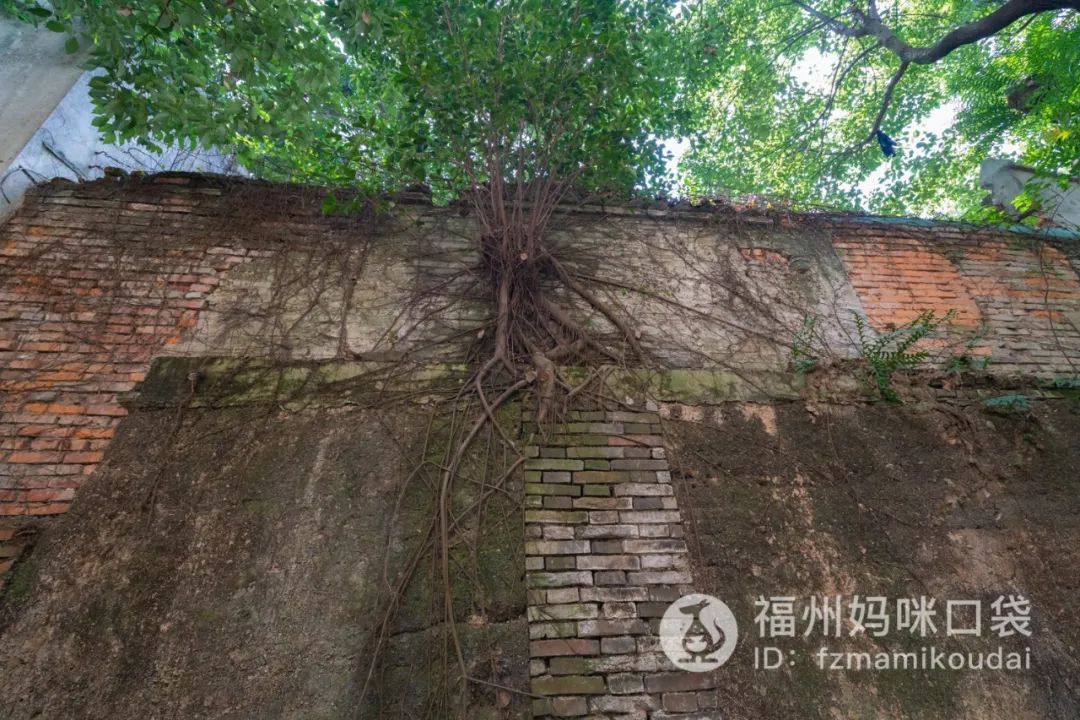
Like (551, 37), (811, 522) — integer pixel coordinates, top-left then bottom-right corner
(664, 395), (1080, 719)
(538, 212), (865, 372)
(514, 370), (1080, 719)
(3, 360), (1078, 718)
(0, 362), (529, 719)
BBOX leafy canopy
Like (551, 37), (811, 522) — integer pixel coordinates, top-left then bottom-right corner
(3, 0), (1078, 217)
(339, 0), (682, 198)
(680, 0), (1080, 217)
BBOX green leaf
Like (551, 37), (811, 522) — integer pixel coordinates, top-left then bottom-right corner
(321, 192), (340, 215)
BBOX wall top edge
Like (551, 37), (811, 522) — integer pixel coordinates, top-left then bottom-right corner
(17, 171), (1080, 242)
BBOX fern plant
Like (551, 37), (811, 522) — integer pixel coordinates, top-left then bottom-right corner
(853, 309), (955, 402)
(943, 321), (991, 374)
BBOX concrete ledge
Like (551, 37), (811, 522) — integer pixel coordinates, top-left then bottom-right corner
(126, 356), (472, 408)
(130, 358), (1078, 410)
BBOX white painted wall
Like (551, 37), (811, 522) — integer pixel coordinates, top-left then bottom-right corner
(1, 17), (242, 222)
(981, 158), (1080, 231)
(0, 17), (83, 176)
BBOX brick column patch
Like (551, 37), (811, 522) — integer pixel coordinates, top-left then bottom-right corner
(524, 410), (721, 719)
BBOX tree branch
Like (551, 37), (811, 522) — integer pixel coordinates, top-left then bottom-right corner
(851, 0), (1079, 65)
(807, 40), (879, 148)
(792, 0), (1077, 152)
(866, 59), (909, 143)
(792, 0), (1078, 65)
(789, 1), (860, 36)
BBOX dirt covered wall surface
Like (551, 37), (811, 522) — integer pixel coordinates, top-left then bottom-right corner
(666, 396), (1080, 719)
(0, 370), (529, 719)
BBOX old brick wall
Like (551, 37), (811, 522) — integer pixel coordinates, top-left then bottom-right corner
(0, 176), (415, 585)
(0, 387), (530, 719)
(832, 220), (1080, 375)
(3, 174), (1079, 588)
(1, 178), (277, 524)
(525, 409), (722, 718)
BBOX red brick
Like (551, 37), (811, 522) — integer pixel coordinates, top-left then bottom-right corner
(27, 502), (72, 516)
(39, 371), (83, 382)
(62, 451), (105, 464)
(46, 403), (85, 415)
(85, 405), (127, 417)
(6, 451), (62, 464)
(23, 488), (75, 503)
(74, 428), (115, 439)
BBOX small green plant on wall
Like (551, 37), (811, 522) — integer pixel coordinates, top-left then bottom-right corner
(943, 321), (991, 374)
(790, 314), (820, 374)
(853, 309), (955, 402)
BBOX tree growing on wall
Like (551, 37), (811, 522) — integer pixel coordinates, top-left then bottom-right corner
(2, 0), (1078, 712)
(3, 0), (687, 380)
(1, 0), (687, 711)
